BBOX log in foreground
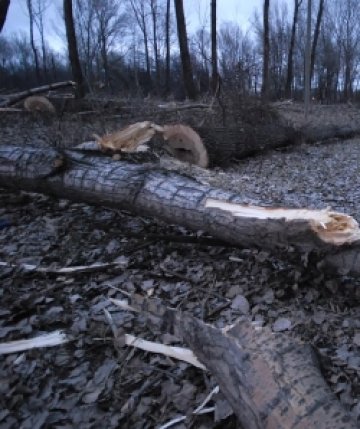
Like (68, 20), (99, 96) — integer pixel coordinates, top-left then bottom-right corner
(0, 145), (359, 275)
(115, 294), (358, 429)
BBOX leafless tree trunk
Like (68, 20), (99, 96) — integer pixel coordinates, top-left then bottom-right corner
(310, 0), (324, 79)
(0, 0), (10, 33)
(149, 0), (160, 89)
(34, 0), (49, 79)
(174, 0), (197, 99)
(211, 0), (219, 94)
(26, 0), (41, 83)
(63, 0), (85, 98)
(262, 0), (270, 100)
(165, 0), (171, 94)
(304, 0), (312, 117)
(130, 0), (152, 86)
(285, 0), (302, 98)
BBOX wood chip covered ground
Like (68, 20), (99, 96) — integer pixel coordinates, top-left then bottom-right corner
(0, 99), (359, 428)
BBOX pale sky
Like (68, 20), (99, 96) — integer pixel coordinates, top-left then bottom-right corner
(2, 0), (286, 51)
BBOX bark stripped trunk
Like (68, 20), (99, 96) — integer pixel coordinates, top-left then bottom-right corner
(0, 0), (10, 33)
(165, 0), (171, 95)
(118, 294), (359, 429)
(174, 0), (197, 100)
(63, 0), (85, 98)
(0, 145), (359, 276)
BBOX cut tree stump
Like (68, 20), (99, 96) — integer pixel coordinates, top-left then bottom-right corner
(115, 294), (358, 429)
(0, 144), (360, 275)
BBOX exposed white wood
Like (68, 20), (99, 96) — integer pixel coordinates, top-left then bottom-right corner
(0, 331), (69, 355)
(205, 199), (360, 245)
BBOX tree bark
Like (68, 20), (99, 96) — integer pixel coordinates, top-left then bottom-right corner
(0, 0), (10, 33)
(262, 0), (270, 100)
(0, 144), (359, 275)
(174, 0), (197, 100)
(118, 294), (359, 429)
(63, 0), (85, 98)
(310, 0), (324, 79)
(285, 0), (302, 98)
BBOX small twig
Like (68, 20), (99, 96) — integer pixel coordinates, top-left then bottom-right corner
(158, 386), (219, 429)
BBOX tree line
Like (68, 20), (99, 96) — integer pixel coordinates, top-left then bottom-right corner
(1, 0), (360, 102)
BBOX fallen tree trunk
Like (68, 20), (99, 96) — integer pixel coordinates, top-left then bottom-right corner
(114, 294), (359, 429)
(0, 81), (75, 107)
(0, 144), (360, 275)
(163, 123), (298, 167)
(159, 122), (359, 167)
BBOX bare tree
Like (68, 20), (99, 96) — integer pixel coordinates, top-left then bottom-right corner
(0, 0), (10, 33)
(129, 0), (152, 85)
(262, 0), (270, 100)
(26, 0), (41, 82)
(174, 0), (197, 99)
(63, 0), (85, 97)
(74, 0), (97, 82)
(149, 0), (160, 88)
(310, 0), (324, 78)
(165, 0), (171, 94)
(211, 0), (219, 93)
(33, 0), (49, 78)
(304, 0), (311, 117)
(285, 0), (302, 97)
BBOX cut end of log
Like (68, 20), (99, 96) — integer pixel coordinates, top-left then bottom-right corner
(205, 199), (360, 246)
(162, 125), (209, 168)
(24, 96), (56, 113)
(95, 121), (164, 153)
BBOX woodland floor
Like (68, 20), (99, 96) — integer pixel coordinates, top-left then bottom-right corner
(0, 100), (359, 428)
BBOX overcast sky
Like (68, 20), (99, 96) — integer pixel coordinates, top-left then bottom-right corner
(2, 0), (286, 52)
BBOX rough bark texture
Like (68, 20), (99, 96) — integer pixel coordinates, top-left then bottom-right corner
(63, 0), (85, 98)
(0, 145), (359, 275)
(0, 0), (10, 33)
(174, 0), (197, 100)
(121, 294), (359, 429)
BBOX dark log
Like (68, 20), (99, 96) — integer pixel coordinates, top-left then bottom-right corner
(115, 294), (358, 429)
(0, 145), (360, 275)
(0, 81), (75, 107)
(163, 123), (298, 167)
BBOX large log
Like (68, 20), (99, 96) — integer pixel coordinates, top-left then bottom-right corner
(0, 81), (75, 108)
(0, 144), (360, 275)
(115, 294), (358, 429)
(163, 123), (298, 167)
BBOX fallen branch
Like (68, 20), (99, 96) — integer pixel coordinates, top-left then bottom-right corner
(113, 294), (358, 429)
(0, 331), (69, 355)
(0, 257), (128, 274)
(0, 81), (75, 107)
(0, 145), (359, 275)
